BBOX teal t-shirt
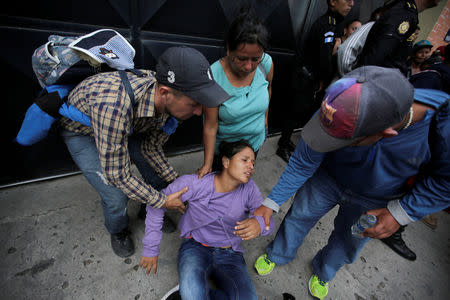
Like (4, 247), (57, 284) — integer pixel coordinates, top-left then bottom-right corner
(211, 53), (272, 152)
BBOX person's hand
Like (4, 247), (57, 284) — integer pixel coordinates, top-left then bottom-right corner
(316, 80), (324, 93)
(234, 218), (261, 240)
(252, 205), (273, 230)
(362, 208), (400, 239)
(333, 38), (341, 55)
(162, 187), (188, 214)
(196, 164), (212, 179)
(139, 256), (158, 274)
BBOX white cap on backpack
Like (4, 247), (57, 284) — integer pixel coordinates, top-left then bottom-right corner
(68, 29), (135, 70)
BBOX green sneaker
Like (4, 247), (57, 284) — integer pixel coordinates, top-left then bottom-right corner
(308, 274), (328, 299)
(254, 254), (275, 275)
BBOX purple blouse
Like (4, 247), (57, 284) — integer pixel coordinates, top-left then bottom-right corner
(142, 173), (275, 257)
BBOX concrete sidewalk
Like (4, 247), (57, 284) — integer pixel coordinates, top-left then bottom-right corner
(1, 133), (449, 300)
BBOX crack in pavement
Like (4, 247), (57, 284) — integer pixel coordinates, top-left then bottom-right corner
(0, 205), (76, 224)
(14, 258), (56, 277)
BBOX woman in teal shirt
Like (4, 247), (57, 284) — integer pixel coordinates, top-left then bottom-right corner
(197, 10), (274, 178)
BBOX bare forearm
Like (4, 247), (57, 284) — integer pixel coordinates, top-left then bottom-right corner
(202, 125), (218, 166)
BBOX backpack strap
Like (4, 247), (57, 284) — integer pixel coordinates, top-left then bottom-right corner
(118, 69), (146, 106)
(128, 68), (146, 77)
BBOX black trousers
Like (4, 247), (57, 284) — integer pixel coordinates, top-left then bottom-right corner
(278, 65), (321, 146)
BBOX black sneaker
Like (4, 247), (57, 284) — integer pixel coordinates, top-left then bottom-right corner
(111, 229), (134, 258)
(138, 203), (176, 233)
(161, 285), (181, 300)
(283, 292), (296, 300)
(380, 229), (416, 261)
(284, 141), (297, 152)
(137, 203), (147, 220)
(276, 147), (292, 163)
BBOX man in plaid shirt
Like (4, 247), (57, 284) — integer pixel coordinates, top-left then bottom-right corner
(60, 47), (229, 257)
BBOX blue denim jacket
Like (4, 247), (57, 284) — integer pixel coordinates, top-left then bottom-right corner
(264, 90), (449, 225)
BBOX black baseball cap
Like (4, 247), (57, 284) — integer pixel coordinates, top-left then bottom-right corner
(155, 46), (230, 107)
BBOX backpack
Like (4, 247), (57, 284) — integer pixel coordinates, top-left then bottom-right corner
(409, 63), (450, 94)
(16, 29), (143, 146)
(336, 22), (374, 77)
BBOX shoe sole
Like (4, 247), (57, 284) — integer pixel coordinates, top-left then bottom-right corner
(256, 268), (273, 276)
(111, 247), (134, 258)
(308, 276), (324, 300)
(308, 276), (314, 298)
(160, 284), (179, 300)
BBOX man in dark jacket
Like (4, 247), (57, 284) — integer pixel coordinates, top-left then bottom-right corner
(357, 0), (441, 76)
(276, 0), (354, 162)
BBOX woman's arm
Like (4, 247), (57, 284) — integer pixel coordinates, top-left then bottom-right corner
(140, 205), (165, 274)
(248, 183), (276, 237)
(142, 205), (166, 258)
(140, 175), (195, 274)
(265, 60), (274, 128)
(234, 181), (276, 240)
(198, 106), (219, 178)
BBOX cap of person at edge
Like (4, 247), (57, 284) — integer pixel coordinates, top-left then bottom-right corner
(302, 66), (414, 152)
(156, 46), (230, 108)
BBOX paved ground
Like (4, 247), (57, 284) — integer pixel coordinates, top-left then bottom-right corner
(1, 133), (449, 300)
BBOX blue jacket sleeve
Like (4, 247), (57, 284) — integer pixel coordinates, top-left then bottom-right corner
(264, 139), (325, 212)
(389, 101), (450, 224)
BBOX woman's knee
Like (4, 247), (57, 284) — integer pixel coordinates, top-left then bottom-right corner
(179, 268), (209, 300)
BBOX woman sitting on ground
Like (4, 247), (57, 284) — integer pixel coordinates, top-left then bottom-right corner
(140, 140), (275, 300)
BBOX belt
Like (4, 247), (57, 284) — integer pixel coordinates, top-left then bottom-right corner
(187, 235), (231, 249)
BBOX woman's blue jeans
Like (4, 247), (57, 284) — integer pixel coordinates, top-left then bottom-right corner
(266, 168), (389, 282)
(178, 239), (257, 300)
(61, 130), (167, 234)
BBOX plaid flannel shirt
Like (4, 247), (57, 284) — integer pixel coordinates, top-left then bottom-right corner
(59, 70), (178, 208)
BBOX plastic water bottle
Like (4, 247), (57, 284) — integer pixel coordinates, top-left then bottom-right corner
(351, 214), (377, 238)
